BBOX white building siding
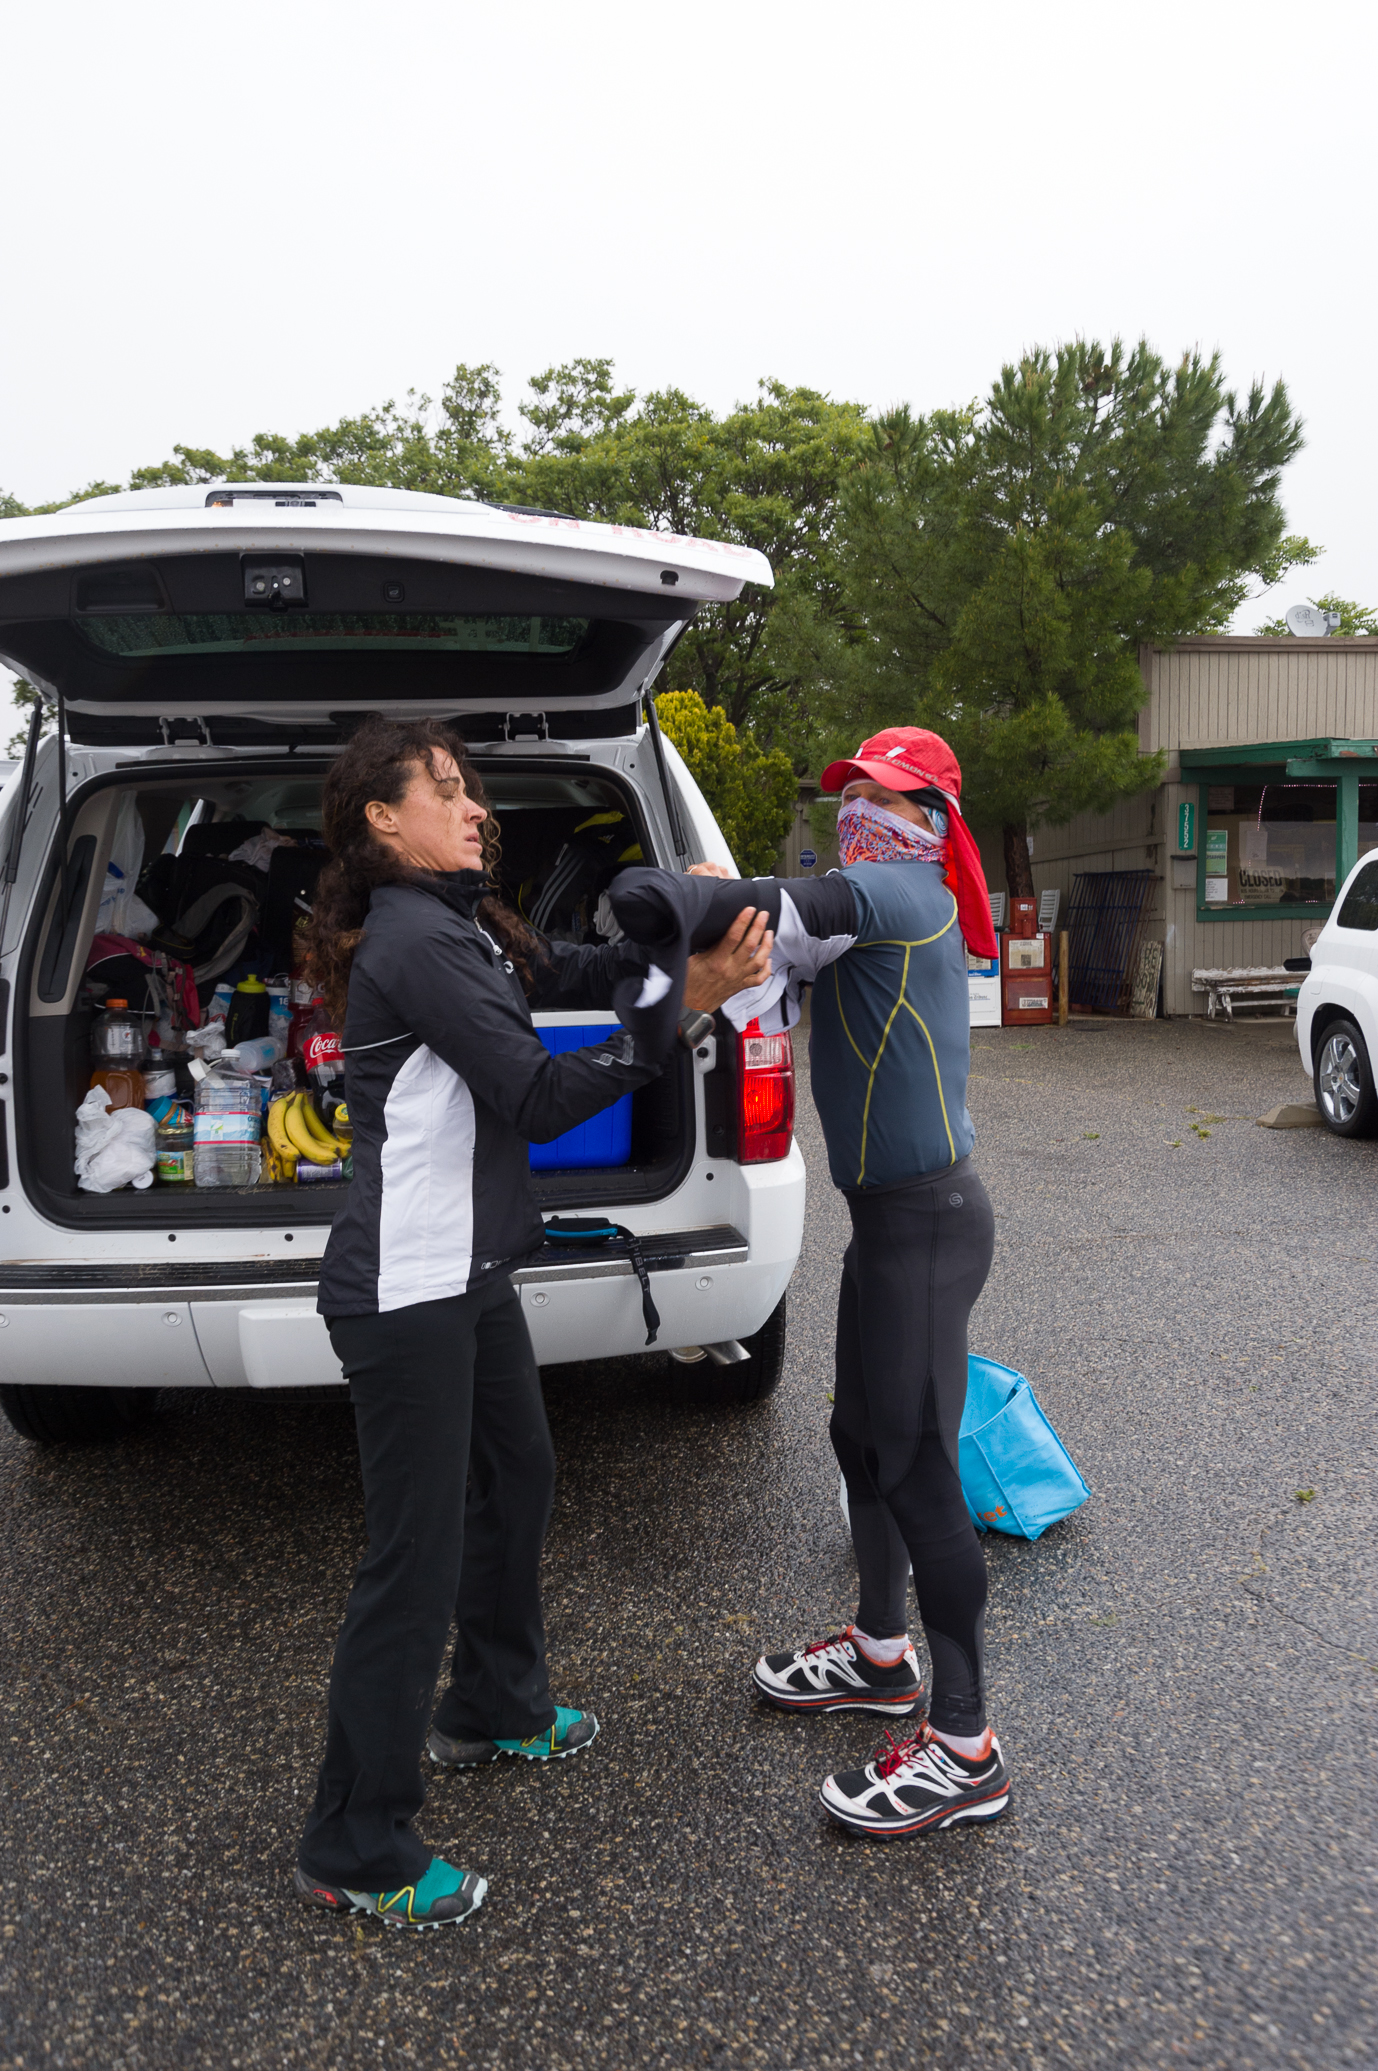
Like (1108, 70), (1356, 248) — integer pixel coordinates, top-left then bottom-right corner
(1143, 639), (1378, 761)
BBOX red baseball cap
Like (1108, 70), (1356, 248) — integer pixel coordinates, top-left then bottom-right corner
(820, 726), (962, 803)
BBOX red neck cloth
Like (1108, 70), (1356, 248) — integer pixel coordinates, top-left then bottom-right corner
(943, 810), (997, 960)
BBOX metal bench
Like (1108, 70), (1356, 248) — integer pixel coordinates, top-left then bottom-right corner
(1191, 967), (1301, 1021)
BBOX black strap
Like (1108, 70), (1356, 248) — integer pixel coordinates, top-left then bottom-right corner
(542, 1217), (661, 1346)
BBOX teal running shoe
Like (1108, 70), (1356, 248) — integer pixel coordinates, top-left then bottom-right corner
(428, 1705), (599, 1770)
(294, 1855), (487, 1930)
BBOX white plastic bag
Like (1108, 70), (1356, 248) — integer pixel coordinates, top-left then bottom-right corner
(74, 1087), (157, 1192)
(186, 1021), (228, 1065)
(96, 796), (160, 939)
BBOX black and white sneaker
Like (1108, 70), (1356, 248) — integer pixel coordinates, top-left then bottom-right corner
(820, 1722), (1010, 1838)
(752, 1627), (925, 1715)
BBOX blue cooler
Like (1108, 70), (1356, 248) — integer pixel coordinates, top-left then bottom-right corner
(528, 1012), (635, 1171)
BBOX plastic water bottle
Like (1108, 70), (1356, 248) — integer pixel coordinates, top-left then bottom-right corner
(219, 1036), (283, 1077)
(267, 984), (292, 1053)
(193, 1071), (262, 1188)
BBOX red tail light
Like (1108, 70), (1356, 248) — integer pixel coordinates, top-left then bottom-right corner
(737, 1017), (795, 1163)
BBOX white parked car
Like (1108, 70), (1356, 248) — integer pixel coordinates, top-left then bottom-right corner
(0, 485), (805, 1443)
(1295, 850), (1378, 1134)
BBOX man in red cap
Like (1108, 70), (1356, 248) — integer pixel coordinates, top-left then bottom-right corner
(606, 724), (1009, 1836)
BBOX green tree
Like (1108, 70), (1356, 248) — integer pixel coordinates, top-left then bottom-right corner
(654, 689), (797, 875)
(517, 376), (867, 757)
(836, 339), (1315, 897)
(518, 357), (636, 455)
(4, 676), (48, 759)
(1255, 591), (1378, 636)
(123, 364), (513, 500)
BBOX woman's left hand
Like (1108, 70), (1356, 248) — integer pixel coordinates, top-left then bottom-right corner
(683, 906), (774, 1013)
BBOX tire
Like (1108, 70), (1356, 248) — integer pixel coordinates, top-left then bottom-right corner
(667, 1294), (788, 1406)
(0, 1384), (159, 1446)
(1314, 1017), (1378, 1137)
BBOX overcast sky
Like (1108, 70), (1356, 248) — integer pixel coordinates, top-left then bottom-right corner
(2, 0), (1374, 722)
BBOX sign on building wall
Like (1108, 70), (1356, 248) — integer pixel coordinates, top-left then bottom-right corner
(1177, 800), (1196, 852)
(1205, 827), (1229, 903)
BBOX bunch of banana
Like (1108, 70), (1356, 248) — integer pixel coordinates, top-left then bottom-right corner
(267, 1092), (349, 1174)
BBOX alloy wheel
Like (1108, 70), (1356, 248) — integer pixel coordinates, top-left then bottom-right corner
(1319, 1032), (1361, 1124)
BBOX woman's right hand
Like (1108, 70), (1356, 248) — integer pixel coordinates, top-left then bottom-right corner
(682, 907), (774, 1012)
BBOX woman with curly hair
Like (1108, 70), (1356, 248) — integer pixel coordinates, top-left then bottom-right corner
(293, 716), (770, 1930)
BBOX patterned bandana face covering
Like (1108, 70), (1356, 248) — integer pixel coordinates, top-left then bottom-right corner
(837, 796), (948, 870)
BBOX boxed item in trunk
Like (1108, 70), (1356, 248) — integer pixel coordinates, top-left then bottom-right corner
(528, 1013), (634, 1171)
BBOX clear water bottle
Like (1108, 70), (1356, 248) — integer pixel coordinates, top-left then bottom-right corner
(219, 1036), (282, 1076)
(193, 1071), (262, 1188)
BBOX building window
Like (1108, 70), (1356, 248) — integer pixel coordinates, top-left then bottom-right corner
(1201, 780), (1378, 911)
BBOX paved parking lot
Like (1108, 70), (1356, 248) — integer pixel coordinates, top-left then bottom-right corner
(1, 1016), (1374, 2070)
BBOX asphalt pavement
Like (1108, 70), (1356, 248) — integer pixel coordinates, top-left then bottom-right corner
(1, 1016), (1374, 2071)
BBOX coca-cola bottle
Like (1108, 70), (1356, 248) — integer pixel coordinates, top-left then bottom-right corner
(298, 998), (345, 1128)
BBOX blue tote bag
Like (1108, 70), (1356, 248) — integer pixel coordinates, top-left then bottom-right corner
(958, 1356), (1090, 1539)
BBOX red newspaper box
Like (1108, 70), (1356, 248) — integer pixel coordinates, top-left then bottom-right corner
(1002, 933), (1054, 1024)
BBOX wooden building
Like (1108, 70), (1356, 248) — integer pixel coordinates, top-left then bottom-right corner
(987, 636), (1378, 1017)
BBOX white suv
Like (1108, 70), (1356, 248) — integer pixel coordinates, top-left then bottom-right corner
(1295, 850), (1378, 1135)
(0, 485), (805, 1443)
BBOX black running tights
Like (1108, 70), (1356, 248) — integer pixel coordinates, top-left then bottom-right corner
(299, 1279), (557, 1891)
(829, 1159), (996, 1734)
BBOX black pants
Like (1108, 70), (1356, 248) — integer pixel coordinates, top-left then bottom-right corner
(830, 1159), (996, 1735)
(298, 1278), (556, 1890)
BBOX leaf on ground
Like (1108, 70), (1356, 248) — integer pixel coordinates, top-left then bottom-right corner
(1295, 1489), (1316, 1504)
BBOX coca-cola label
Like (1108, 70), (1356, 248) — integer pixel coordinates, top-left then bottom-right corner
(303, 1031), (343, 1072)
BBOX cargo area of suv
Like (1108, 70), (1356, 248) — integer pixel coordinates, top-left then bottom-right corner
(16, 754), (696, 1230)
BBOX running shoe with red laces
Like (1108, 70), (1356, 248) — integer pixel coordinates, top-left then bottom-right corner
(752, 1628), (925, 1715)
(820, 1721), (1010, 1837)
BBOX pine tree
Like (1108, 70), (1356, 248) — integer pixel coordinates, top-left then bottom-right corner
(836, 340), (1314, 897)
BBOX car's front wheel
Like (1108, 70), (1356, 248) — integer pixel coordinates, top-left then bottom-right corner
(0, 1384), (159, 1446)
(1314, 1017), (1378, 1136)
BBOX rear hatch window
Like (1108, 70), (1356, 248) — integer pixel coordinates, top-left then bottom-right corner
(77, 611), (591, 659)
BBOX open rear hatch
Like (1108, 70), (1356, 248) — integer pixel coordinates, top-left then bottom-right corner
(0, 483), (769, 748)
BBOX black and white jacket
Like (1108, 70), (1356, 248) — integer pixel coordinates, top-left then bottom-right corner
(316, 873), (663, 1318)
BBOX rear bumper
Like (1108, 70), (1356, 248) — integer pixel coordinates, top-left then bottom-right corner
(0, 1188), (804, 1385)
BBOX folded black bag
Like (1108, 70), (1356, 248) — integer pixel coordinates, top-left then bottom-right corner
(605, 869), (777, 1057)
